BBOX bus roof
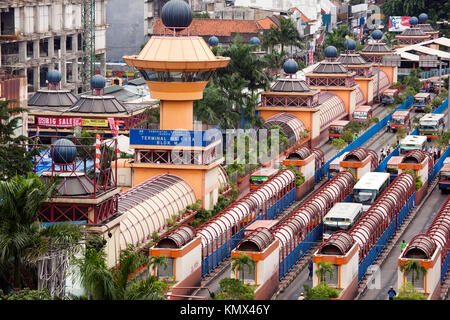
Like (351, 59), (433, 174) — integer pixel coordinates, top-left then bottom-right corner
(387, 156), (404, 165)
(324, 202), (363, 221)
(384, 88), (398, 94)
(330, 120), (349, 127)
(400, 135), (427, 145)
(414, 92), (431, 98)
(420, 113), (444, 122)
(353, 172), (390, 190)
(444, 157), (450, 165)
(392, 110), (410, 118)
(354, 105), (372, 112)
(251, 168), (278, 177)
(441, 164), (450, 171)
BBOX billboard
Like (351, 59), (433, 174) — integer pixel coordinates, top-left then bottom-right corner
(389, 16), (411, 32)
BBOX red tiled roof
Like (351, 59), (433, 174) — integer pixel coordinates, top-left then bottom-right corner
(152, 18), (262, 37)
(257, 16), (278, 30)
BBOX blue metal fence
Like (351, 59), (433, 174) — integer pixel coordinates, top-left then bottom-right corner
(433, 98), (448, 115)
(421, 68), (450, 79)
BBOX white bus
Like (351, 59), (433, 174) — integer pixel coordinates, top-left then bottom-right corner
(323, 202), (364, 240)
(419, 113), (445, 139)
(352, 172), (390, 212)
(399, 135), (427, 155)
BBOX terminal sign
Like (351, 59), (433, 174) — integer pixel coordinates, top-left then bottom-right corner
(130, 129), (217, 147)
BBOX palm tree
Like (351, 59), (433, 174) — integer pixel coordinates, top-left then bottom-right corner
(323, 24), (351, 55)
(316, 261), (334, 283)
(149, 255), (168, 280)
(262, 17), (304, 54)
(76, 244), (166, 300)
(231, 253), (256, 284)
(0, 173), (82, 289)
(400, 260), (427, 289)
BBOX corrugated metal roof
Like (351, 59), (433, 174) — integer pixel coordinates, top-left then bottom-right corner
(265, 112), (306, 143)
(318, 92), (346, 129)
(118, 173), (196, 250)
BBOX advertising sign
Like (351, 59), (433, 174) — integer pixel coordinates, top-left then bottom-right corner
(130, 129), (217, 147)
(37, 117), (82, 127)
(82, 118), (109, 127)
(389, 16), (411, 32)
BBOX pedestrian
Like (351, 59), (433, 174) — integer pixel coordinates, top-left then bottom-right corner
(297, 292), (305, 300)
(401, 240), (407, 252)
(433, 149), (438, 163)
(308, 260), (313, 281)
(438, 148), (441, 159)
(387, 287), (397, 300)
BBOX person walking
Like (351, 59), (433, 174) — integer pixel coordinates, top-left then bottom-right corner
(387, 120), (391, 132)
(297, 292), (305, 300)
(438, 147), (441, 159)
(308, 260), (313, 281)
(387, 287), (397, 300)
(401, 240), (407, 252)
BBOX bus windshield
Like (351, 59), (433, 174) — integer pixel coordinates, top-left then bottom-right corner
(250, 178), (268, 186)
(353, 189), (377, 205)
(353, 111), (367, 118)
(420, 124), (438, 130)
(330, 126), (344, 134)
(415, 98), (425, 103)
(440, 171), (450, 180)
(392, 118), (405, 125)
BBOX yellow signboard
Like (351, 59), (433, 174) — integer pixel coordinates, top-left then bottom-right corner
(82, 118), (109, 127)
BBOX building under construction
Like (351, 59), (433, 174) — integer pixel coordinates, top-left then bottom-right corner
(0, 0), (107, 94)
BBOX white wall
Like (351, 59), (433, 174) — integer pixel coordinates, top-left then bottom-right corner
(175, 241), (202, 282)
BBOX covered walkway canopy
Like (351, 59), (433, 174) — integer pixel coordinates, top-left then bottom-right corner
(118, 173), (196, 250)
(372, 69), (390, 94)
(265, 112), (306, 145)
(318, 92), (346, 130)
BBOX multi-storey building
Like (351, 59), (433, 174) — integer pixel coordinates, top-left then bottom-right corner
(0, 0), (108, 94)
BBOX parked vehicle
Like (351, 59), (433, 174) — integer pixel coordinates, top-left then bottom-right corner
(329, 120), (350, 140)
(381, 88), (399, 105)
(352, 105), (373, 123)
(419, 113), (445, 139)
(249, 168), (278, 191)
(399, 135), (427, 155)
(413, 92), (433, 112)
(390, 110), (411, 132)
(323, 202), (363, 241)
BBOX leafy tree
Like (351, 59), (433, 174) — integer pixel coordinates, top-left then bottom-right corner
(394, 281), (427, 300)
(303, 282), (339, 300)
(0, 173), (82, 289)
(331, 138), (347, 150)
(431, 97), (443, 108)
(400, 260), (427, 289)
(396, 127), (407, 141)
(323, 24), (351, 55)
(0, 288), (54, 300)
(231, 253), (256, 284)
(76, 244), (167, 300)
(261, 16), (304, 54)
(149, 255), (168, 281)
(341, 130), (354, 143)
(404, 169), (423, 190)
(279, 164), (305, 186)
(345, 121), (363, 135)
(0, 99), (39, 180)
(316, 261), (335, 283)
(383, 32), (399, 47)
(192, 12), (210, 19)
(214, 278), (255, 300)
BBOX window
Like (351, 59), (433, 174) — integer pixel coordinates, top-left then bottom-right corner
(139, 70), (214, 82)
(405, 270), (425, 290)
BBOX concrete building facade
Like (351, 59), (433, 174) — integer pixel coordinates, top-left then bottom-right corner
(0, 0), (108, 94)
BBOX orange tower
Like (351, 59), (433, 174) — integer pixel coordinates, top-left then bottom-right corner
(122, 0), (230, 209)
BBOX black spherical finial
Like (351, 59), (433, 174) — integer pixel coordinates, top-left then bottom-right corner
(47, 69), (62, 83)
(409, 16), (419, 26)
(324, 46), (338, 58)
(52, 139), (77, 165)
(418, 13), (428, 23)
(91, 75), (106, 89)
(283, 59), (298, 74)
(208, 36), (219, 46)
(161, 0), (193, 31)
(344, 39), (356, 51)
(371, 30), (383, 40)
